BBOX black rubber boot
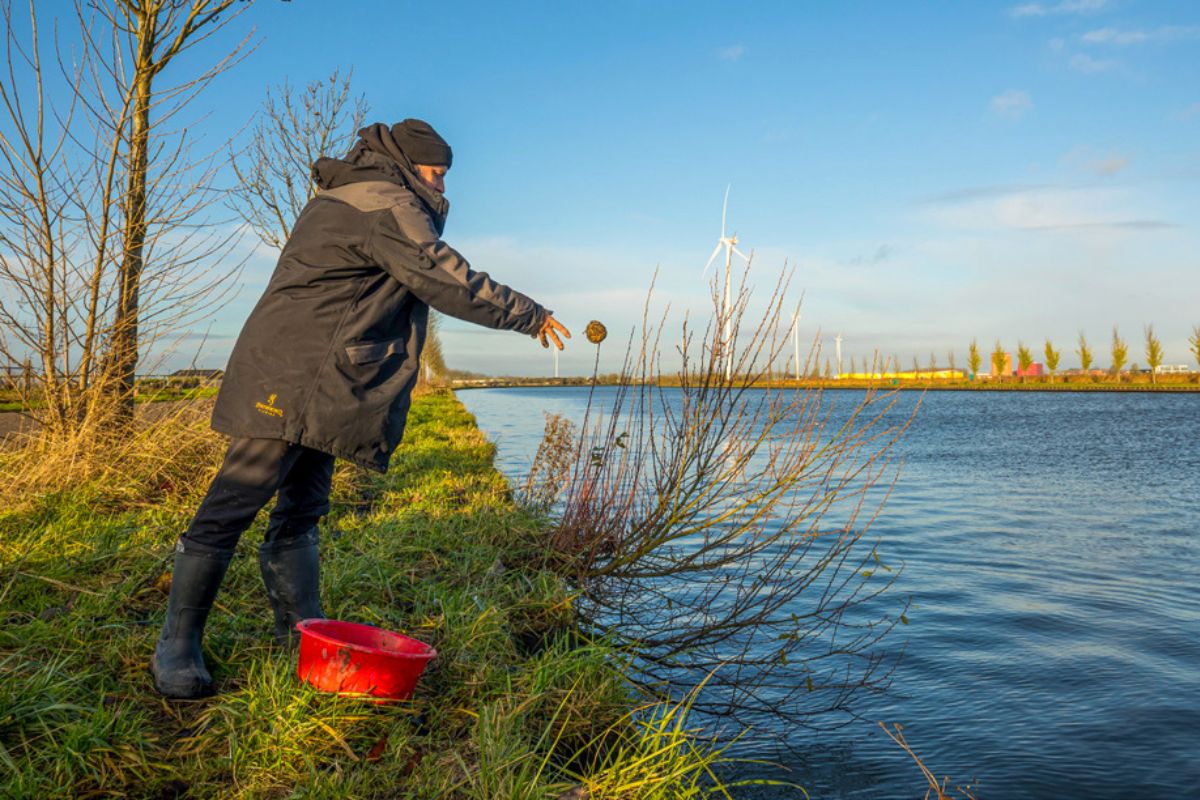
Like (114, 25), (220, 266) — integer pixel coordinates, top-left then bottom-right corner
(259, 527), (325, 646)
(151, 542), (233, 699)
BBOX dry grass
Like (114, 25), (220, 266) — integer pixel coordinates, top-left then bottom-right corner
(879, 722), (979, 800)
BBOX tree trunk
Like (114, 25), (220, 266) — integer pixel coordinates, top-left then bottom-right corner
(111, 10), (157, 424)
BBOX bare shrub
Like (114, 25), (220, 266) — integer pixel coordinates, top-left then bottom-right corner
(520, 412), (578, 513)
(543, 263), (915, 738)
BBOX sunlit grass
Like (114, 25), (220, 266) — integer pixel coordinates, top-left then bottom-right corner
(0, 389), (767, 797)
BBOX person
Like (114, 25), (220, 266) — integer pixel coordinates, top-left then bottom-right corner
(151, 119), (569, 698)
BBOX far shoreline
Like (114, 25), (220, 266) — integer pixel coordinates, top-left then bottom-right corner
(449, 377), (1200, 393)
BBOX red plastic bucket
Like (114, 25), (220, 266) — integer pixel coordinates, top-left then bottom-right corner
(295, 619), (436, 701)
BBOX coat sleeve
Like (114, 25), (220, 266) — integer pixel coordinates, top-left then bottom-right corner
(367, 197), (550, 336)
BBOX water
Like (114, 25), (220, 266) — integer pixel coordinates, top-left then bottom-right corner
(457, 386), (1200, 799)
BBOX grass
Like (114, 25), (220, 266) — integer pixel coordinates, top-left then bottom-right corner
(0, 390), (771, 799)
(0, 384), (220, 413)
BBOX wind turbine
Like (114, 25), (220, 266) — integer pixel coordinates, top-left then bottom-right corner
(835, 333), (844, 379)
(702, 185), (752, 380)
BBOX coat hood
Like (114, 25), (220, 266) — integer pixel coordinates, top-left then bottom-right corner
(311, 148), (450, 234)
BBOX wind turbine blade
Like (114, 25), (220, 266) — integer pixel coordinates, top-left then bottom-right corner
(721, 184), (731, 239)
(701, 241), (723, 277)
(731, 245), (751, 263)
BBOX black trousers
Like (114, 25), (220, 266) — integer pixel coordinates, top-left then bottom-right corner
(180, 437), (336, 553)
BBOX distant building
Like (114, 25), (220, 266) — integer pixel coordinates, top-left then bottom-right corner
(1154, 364), (1191, 375)
(844, 368), (965, 380)
(1017, 362), (1045, 377)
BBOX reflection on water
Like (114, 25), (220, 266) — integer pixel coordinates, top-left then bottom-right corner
(458, 387), (1200, 799)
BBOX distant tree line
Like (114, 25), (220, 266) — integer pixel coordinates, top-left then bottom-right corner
(957, 325), (1200, 385)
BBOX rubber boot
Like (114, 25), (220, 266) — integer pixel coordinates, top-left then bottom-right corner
(151, 542), (233, 699)
(259, 527), (325, 646)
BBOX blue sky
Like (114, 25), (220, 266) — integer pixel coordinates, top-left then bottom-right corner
(124, 1), (1200, 373)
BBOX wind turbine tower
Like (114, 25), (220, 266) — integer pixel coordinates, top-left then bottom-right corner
(835, 333), (844, 379)
(702, 186), (752, 380)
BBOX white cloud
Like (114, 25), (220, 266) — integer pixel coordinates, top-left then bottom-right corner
(1011, 0), (1109, 19)
(1081, 25), (1200, 46)
(921, 184), (1176, 233)
(991, 89), (1033, 119)
(717, 43), (745, 62)
(1069, 53), (1116, 73)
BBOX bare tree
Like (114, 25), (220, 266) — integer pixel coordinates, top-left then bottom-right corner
(103, 0), (257, 421)
(0, 0), (255, 432)
(1191, 325), (1200, 372)
(531, 263), (916, 739)
(1144, 325), (1163, 385)
(947, 349), (956, 375)
(229, 68), (367, 250)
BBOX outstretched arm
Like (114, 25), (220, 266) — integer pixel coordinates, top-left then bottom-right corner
(369, 196), (555, 337)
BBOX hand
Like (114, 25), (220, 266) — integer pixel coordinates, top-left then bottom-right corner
(533, 314), (570, 350)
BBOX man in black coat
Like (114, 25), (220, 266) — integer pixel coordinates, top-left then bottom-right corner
(151, 119), (569, 698)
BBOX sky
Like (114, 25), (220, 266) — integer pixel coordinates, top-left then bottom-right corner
(22, 0), (1200, 376)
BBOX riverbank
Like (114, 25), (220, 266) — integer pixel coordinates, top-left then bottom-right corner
(0, 390), (742, 798)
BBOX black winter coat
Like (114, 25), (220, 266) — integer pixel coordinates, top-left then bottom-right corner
(211, 151), (549, 471)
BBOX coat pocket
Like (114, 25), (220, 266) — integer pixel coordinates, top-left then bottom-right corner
(344, 336), (406, 365)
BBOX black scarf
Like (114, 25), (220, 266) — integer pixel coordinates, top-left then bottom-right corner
(347, 123), (450, 233)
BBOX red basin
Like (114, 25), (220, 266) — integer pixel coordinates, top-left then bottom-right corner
(295, 619), (436, 701)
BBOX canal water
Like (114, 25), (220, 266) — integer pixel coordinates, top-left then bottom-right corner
(458, 386), (1200, 799)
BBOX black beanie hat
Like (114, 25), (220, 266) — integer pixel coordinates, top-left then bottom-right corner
(391, 118), (453, 168)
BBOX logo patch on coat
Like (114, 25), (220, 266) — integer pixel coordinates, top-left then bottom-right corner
(255, 392), (283, 417)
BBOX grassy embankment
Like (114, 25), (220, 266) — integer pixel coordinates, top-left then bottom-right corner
(0, 390), (749, 799)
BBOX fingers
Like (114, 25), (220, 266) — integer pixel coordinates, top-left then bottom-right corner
(535, 316), (568, 350)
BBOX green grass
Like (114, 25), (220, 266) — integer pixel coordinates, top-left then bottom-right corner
(0, 390), (769, 799)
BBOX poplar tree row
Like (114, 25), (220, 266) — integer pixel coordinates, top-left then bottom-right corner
(963, 325), (1200, 384)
